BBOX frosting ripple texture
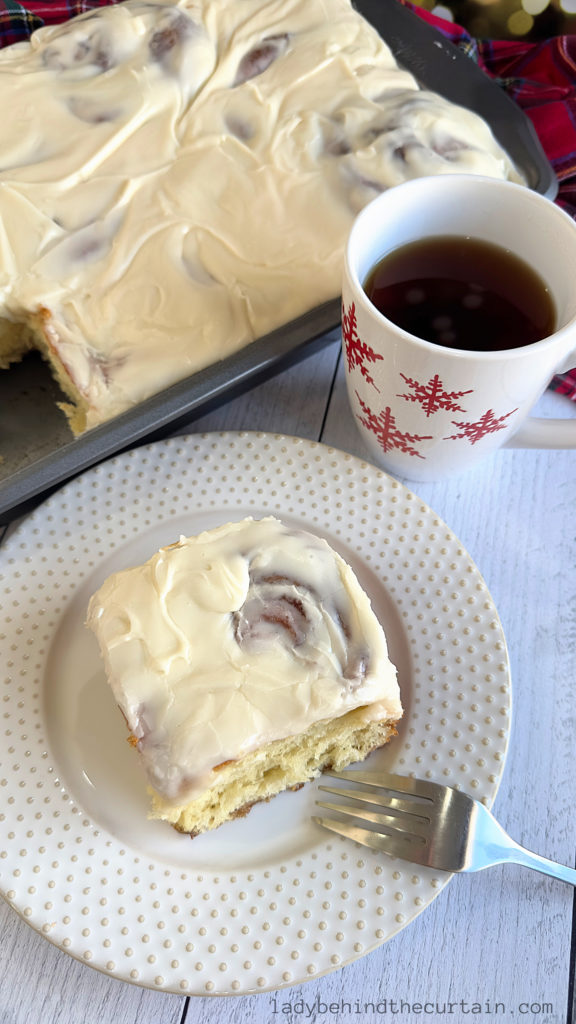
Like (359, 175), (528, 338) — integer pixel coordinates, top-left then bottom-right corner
(0, 0), (523, 431)
(86, 517), (402, 834)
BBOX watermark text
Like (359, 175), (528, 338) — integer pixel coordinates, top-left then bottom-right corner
(269, 997), (554, 1017)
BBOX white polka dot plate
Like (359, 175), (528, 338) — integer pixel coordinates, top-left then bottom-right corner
(0, 431), (511, 994)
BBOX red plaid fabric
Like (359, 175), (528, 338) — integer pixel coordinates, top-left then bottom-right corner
(2, 0), (575, 398)
(0, 1), (121, 46)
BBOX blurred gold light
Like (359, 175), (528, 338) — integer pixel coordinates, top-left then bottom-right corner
(507, 8), (534, 31)
(412, 0), (576, 38)
(522, 0), (550, 14)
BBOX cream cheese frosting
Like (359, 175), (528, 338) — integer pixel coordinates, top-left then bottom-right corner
(86, 517), (401, 805)
(0, 0), (523, 431)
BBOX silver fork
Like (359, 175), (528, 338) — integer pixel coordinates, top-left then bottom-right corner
(313, 770), (576, 884)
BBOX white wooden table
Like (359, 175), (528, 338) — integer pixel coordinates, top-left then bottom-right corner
(1, 334), (575, 1024)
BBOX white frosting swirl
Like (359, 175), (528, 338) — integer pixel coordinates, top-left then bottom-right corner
(86, 517), (401, 803)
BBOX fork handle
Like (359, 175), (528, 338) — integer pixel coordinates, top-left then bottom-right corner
(498, 843), (576, 885)
(472, 807), (576, 885)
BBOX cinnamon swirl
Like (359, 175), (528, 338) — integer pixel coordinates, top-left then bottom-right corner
(86, 516), (402, 835)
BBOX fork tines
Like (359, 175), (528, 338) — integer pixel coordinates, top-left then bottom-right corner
(313, 769), (437, 865)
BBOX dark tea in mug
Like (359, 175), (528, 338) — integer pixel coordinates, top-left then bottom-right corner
(362, 235), (556, 352)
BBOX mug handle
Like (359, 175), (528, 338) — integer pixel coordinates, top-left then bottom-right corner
(506, 350), (573, 446)
(506, 416), (576, 449)
(507, 353), (576, 449)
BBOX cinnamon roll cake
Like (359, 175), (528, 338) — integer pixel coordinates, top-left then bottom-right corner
(0, 0), (523, 433)
(86, 517), (402, 835)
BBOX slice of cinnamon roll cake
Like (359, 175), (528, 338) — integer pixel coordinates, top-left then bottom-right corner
(86, 517), (402, 836)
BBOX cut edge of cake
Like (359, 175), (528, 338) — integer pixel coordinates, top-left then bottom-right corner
(0, 312), (89, 434)
(150, 705), (400, 836)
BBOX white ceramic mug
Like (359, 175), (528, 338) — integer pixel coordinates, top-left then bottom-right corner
(342, 174), (576, 481)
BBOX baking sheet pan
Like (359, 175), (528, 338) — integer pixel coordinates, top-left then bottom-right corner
(0, 0), (557, 524)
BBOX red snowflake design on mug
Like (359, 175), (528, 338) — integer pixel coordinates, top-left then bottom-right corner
(342, 301), (383, 390)
(445, 407), (518, 445)
(397, 372), (473, 417)
(355, 392), (432, 459)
